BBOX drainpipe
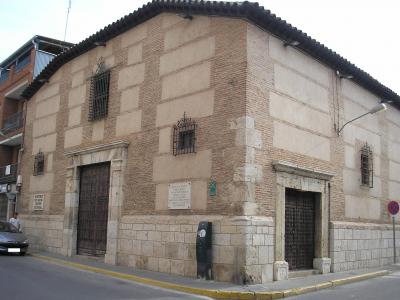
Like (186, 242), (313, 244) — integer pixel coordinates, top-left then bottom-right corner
(32, 38), (38, 50)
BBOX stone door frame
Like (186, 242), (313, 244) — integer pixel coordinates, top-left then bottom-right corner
(272, 161), (333, 281)
(62, 141), (128, 265)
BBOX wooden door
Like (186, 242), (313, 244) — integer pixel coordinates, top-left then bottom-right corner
(285, 189), (316, 270)
(77, 163), (110, 256)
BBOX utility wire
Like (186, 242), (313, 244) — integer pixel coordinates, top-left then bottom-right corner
(64, 0), (72, 41)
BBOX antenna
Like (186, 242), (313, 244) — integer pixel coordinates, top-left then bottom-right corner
(63, 0), (72, 41)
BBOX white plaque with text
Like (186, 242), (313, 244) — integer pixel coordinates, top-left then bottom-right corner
(168, 182), (191, 209)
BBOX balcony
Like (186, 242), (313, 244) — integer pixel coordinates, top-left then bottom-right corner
(15, 55), (30, 73)
(0, 70), (10, 84)
(0, 164), (17, 184)
(1, 111), (23, 136)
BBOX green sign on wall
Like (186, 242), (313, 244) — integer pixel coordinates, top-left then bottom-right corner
(209, 180), (217, 196)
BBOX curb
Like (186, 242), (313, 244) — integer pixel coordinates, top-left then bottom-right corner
(32, 254), (389, 300)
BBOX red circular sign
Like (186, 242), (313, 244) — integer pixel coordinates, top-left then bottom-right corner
(388, 201), (399, 215)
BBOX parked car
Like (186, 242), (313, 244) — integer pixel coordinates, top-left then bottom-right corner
(0, 221), (29, 255)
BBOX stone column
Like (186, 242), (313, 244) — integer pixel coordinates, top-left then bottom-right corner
(105, 156), (126, 265)
(62, 162), (79, 256)
(313, 182), (331, 273)
(273, 184), (288, 280)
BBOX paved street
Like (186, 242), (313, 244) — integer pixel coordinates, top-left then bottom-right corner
(0, 254), (210, 300)
(290, 271), (400, 300)
(2, 253), (400, 300)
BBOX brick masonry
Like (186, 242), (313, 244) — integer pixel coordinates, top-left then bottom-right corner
(17, 11), (400, 284)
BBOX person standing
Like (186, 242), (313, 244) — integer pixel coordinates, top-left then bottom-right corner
(9, 212), (21, 231)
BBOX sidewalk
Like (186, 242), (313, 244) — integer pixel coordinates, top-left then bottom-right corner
(31, 251), (397, 300)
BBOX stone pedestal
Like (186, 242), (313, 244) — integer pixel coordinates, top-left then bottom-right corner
(313, 257), (331, 274)
(273, 261), (288, 281)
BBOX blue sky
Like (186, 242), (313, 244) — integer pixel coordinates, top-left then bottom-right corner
(1, 0), (399, 94)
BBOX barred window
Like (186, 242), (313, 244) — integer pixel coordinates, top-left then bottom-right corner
(33, 151), (44, 176)
(173, 113), (197, 156)
(360, 143), (373, 188)
(88, 58), (110, 121)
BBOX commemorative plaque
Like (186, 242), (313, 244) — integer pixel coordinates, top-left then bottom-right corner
(168, 182), (191, 209)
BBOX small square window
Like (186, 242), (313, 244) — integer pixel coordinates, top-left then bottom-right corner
(173, 114), (197, 155)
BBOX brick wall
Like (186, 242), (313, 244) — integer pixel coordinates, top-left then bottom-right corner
(20, 14), (249, 217)
(18, 11), (400, 283)
(0, 48), (33, 126)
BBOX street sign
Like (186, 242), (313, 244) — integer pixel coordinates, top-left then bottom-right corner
(388, 201), (399, 264)
(388, 201), (399, 215)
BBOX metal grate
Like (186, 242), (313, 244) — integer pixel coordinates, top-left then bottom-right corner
(173, 113), (197, 156)
(33, 151), (45, 176)
(88, 58), (110, 121)
(360, 143), (373, 188)
(285, 189), (315, 270)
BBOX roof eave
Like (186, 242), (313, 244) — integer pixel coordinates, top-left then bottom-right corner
(21, 1), (400, 110)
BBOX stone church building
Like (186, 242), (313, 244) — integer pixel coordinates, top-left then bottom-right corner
(19, 1), (400, 283)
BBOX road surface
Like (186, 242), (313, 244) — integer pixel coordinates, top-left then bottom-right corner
(0, 254), (210, 300)
(290, 270), (400, 300)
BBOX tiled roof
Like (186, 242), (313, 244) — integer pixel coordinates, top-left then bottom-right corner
(22, 1), (400, 109)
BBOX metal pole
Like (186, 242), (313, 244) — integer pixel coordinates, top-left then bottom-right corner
(393, 215), (396, 264)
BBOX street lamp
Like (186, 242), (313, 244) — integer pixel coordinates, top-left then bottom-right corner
(337, 102), (387, 136)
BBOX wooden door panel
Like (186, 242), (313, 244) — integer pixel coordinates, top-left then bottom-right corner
(285, 189), (315, 270)
(77, 163), (110, 256)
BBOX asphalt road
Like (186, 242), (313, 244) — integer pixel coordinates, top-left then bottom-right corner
(0, 254), (210, 300)
(290, 271), (400, 300)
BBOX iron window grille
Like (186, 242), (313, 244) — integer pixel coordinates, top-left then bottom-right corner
(33, 151), (45, 176)
(360, 143), (373, 188)
(173, 113), (197, 156)
(88, 58), (111, 121)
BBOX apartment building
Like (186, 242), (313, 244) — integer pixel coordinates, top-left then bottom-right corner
(0, 36), (72, 220)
